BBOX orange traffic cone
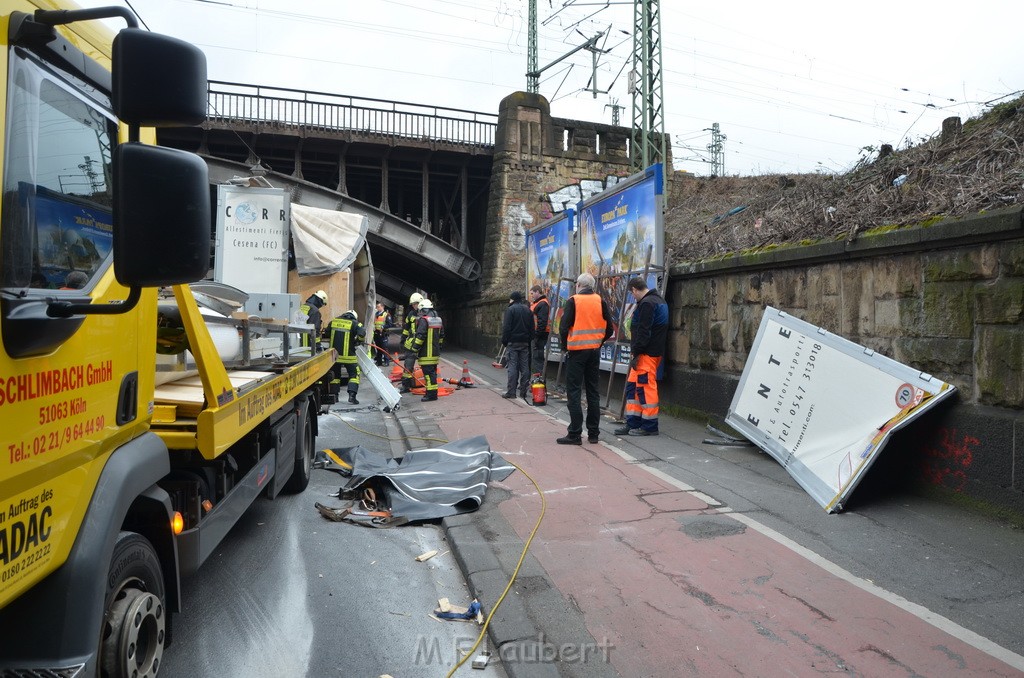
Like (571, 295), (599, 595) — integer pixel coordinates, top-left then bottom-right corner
(458, 360), (475, 388)
(389, 353), (403, 382)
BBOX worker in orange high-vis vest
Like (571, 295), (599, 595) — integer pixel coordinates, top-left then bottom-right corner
(615, 276), (668, 436)
(556, 272), (614, 445)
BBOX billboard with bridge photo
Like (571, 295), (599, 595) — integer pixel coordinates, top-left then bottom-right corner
(576, 164), (664, 373)
(526, 209), (575, 361)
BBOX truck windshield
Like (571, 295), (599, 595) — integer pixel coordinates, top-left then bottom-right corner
(1, 48), (117, 291)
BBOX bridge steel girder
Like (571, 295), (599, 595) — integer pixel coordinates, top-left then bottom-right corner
(203, 156), (481, 300)
(372, 269), (420, 307)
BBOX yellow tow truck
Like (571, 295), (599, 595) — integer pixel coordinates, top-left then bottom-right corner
(0, 3), (337, 675)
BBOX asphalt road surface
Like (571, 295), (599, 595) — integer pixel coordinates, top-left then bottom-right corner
(159, 387), (506, 678)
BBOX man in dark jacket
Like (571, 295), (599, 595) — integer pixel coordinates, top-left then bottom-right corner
(501, 291), (534, 400)
(372, 302), (393, 365)
(615, 276), (668, 436)
(529, 285), (550, 376)
(557, 273), (614, 444)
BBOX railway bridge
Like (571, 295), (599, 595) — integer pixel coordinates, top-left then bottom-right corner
(157, 81), (638, 305)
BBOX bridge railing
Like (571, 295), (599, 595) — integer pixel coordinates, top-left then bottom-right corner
(207, 81), (497, 147)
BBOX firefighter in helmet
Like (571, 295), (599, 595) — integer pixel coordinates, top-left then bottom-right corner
(372, 302), (393, 365)
(400, 292), (425, 393)
(406, 298), (444, 402)
(328, 309), (365, 404)
(299, 290), (328, 352)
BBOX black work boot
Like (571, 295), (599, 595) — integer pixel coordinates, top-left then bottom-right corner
(348, 393), (359, 405)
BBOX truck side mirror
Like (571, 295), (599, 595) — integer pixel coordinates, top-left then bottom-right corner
(110, 27), (211, 288)
(113, 143), (211, 287)
(112, 28), (207, 127)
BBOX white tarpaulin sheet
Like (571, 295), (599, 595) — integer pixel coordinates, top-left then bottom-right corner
(726, 307), (956, 512)
(290, 203), (368, 275)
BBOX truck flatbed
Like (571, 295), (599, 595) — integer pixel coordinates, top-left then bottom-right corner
(151, 350), (336, 459)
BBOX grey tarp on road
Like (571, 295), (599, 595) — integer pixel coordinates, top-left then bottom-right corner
(332, 435), (515, 522)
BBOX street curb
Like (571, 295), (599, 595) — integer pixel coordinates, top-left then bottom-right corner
(391, 395), (555, 678)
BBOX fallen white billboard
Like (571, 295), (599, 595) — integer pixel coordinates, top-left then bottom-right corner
(726, 307), (956, 512)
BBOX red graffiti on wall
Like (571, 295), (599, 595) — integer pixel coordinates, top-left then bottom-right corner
(918, 427), (978, 492)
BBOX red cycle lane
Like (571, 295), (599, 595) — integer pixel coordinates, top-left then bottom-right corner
(435, 389), (1024, 677)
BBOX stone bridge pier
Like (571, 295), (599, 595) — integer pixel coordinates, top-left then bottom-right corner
(449, 92), (638, 353)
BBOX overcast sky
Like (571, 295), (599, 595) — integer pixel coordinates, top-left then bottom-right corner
(77, 0), (1024, 177)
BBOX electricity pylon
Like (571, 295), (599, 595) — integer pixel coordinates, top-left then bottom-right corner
(630, 0), (665, 174)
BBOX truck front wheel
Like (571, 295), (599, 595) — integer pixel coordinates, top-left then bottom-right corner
(100, 531), (167, 678)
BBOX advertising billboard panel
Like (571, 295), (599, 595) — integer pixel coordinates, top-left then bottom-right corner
(726, 307), (956, 512)
(576, 164), (664, 372)
(526, 210), (575, 360)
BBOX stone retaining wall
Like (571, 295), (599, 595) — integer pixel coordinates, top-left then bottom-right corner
(663, 206), (1024, 518)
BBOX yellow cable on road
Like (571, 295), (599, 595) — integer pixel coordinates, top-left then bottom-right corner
(321, 448), (352, 469)
(447, 458), (546, 677)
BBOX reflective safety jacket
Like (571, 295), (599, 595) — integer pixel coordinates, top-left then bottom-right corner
(402, 307), (418, 344)
(565, 293), (608, 351)
(329, 315), (365, 364)
(373, 310), (391, 332)
(407, 310), (444, 365)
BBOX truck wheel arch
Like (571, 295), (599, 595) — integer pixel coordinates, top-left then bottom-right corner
(0, 433), (179, 672)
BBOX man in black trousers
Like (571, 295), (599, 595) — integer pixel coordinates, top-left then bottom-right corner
(501, 291), (534, 400)
(557, 273), (614, 444)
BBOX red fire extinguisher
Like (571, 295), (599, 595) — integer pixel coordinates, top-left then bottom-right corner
(531, 376), (547, 406)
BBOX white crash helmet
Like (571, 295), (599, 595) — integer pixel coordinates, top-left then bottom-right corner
(419, 299), (433, 310)
(409, 292), (424, 305)
(314, 290), (328, 304)
(343, 309), (358, 321)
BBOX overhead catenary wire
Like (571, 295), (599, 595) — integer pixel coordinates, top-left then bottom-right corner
(103, 0), (1021, 176)
(151, 0), (996, 136)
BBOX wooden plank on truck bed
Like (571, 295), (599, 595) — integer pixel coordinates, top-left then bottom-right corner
(155, 371), (275, 418)
(153, 383), (205, 418)
(173, 371), (274, 388)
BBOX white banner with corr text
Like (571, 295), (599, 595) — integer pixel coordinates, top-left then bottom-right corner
(214, 186), (290, 294)
(726, 307), (955, 512)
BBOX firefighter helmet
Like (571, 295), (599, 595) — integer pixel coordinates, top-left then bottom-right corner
(409, 292), (424, 305)
(314, 290), (328, 304)
(343, 309), (358, 321)
(419, 299), (433, 310)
